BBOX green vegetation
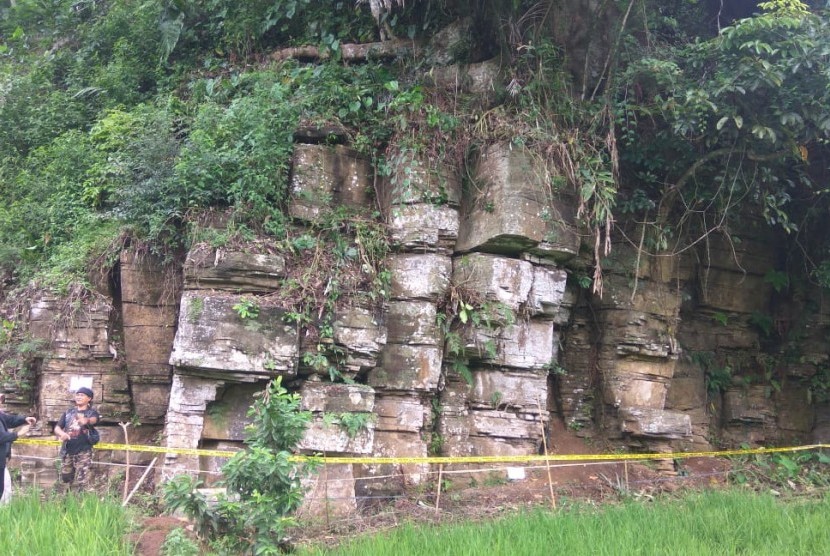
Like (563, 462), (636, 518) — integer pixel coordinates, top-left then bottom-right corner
(162, 376), (316, 554)
(0, 491), (132, 555)
(438, 278), (516, 385)
(729, 448), (830, 489)
(618, 0), (830, 280)
(300, 490), (830, 556)
(232, 297), (260, 320)
(0, 1), (828, 298)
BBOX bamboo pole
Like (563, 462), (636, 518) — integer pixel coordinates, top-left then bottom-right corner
(538, 398), (556, 510)
(434, 464), (444, 514)
(122, 457), (157, 507)
(118, 422), (130, 503)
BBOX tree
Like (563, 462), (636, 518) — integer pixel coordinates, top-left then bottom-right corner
(618, 1), (830, 257)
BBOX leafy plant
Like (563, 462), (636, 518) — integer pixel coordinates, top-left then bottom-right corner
(232, 298), (260, 320)
(161, 528), (200, 556)
(705, 366), (733, 395)
(163, 377), (316, 554)
(712, 312), (729, 327)
(748, 312), (774, 337)
(335, 412), (374, 439)
(763, 270), (790, 293)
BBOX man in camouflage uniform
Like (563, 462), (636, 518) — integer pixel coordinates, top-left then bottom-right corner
(53, 387), (100, 493)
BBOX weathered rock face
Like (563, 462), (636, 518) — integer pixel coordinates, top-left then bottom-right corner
(120, 250), (177, 424)
(10, 118), (828, 510)
(184, 247), (286, 293)
(289, 144), (373, 223)
(456, 143), (579, 261)
(29, 295), (131, 422)
(170, 292), (300, 381)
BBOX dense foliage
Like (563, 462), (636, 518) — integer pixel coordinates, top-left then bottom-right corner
(618, 0), (830, 259)
(0, 0), (420, 291)
(1, 0), (827, 292)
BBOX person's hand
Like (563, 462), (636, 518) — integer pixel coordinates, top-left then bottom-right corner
(58, 432), (70, 441)
(25, 416), (36, 425)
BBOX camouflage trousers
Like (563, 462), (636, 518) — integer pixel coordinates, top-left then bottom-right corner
(59, 450), (93, 493)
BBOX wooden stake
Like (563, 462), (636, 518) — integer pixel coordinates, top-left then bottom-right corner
(435, 464), (444, 514)
(323, 457), (330, 530)
(538, 398), (556, 510)
(122, 457), (157, 507)
(118, 422), (131, 503)
(624, 460), (629, 491)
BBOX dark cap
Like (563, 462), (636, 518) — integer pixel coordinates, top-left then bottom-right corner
(76, 387), (94, 398)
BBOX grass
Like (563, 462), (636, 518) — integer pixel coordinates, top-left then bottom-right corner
(301, 489), (830, 555)
(0, 490), (133, 555)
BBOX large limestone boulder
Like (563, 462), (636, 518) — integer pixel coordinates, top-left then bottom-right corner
(452, 253), (534, 312)
(120, 250), (177, 422)
(468, 367), (549, 413)
(385, 300), (440, 345)
(369, 344), (443, 391)
(298, 463), (358, 518)
(169, 292), (299, 381)
(373, 392), (430, 434)
(528, 265), (569, 319)
(388, 253), (452, 302)
(456, 142), (579, 259)
(386, 151), (461, 207)
(298, 416), (375, 454)
(619, 406), (692, 440)
(162, 374), (223, 479)
(300, 382), (376, 414)
(424, 58), (506, 108)
(389, 204), (459, 252)
(29, 297), (112, 360)
(202, 383), (261, 441)
(298, 382), (376, 455)
(332, 305), (387, 373)
(459, 319), (556, 370)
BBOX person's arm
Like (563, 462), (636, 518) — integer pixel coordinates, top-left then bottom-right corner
(1, 413), (26, 429)
(0, 429), (17, 444)
(54, 415), (70, 442)
(76, 412), (98, 426)
(0, 413), (25, 444)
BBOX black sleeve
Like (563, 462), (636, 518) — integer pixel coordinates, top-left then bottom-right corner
(0, 412), (25, 430)
(0, 430), (17, 444)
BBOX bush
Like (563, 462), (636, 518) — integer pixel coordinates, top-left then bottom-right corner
(162, 377), (317, 554)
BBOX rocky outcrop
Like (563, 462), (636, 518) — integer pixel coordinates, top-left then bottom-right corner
(9, 130), (828, 511)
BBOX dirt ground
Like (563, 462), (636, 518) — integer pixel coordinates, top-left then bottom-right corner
(129, 423), (735, 555)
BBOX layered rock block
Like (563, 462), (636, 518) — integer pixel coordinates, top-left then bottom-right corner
(456, 142), (579, 261)
(289, 144), (372, 222)
(170, 292), (299, 381)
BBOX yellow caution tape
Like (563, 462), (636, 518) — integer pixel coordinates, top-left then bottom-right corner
(15, 438), (830, 465)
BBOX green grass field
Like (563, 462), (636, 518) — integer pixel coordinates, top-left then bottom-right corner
(0, 491), (132, 556)
(3, 488), (829, 555)
(301, 490), (830, 556)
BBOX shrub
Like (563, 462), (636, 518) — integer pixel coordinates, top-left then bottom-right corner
(162, 377), (316, 554)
